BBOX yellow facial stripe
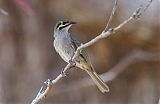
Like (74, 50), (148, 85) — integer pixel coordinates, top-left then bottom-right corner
(58, 23), (70, 28)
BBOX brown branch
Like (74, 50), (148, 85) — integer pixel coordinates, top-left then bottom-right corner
(31, 0), (152, 103)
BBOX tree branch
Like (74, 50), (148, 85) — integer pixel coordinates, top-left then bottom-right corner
(31, 63), (75, 104)
(72, 0), (152, 60)
(31, 0), (152, 103)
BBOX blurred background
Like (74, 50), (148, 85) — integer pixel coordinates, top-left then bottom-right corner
(0, 0), (159, 104)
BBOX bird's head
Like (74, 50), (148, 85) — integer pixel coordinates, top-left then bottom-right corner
(54, 19), (76, 32)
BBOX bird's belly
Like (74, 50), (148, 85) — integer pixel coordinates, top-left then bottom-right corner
(54, 39), (74, 63)
(58, 49), (72, 63)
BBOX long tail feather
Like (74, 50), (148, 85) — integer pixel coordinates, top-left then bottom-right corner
(87, 69), (109, 93)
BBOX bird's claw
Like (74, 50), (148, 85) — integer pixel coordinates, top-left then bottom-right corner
(61, 70), (68, 77)
(69, 59), (76, 66)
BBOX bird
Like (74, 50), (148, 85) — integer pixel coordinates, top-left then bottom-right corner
(53, 19), (109, 93)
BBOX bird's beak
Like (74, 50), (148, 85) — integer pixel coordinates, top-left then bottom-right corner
(70, 21), (77, 24)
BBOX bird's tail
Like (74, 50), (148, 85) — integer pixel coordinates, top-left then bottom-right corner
(86, 67), (109, 93)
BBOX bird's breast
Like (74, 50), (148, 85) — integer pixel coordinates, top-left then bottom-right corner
(54, 36), (75, 63)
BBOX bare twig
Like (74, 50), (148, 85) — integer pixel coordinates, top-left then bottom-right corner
(132, 0), (152, 19)
(31, 63), (75, 104)
(105, 0), (118, 31)
(53, 49), (159, 94)
(72, 0), (152, 61)
(31, 80), (52, 104)
(31, 0), (152, 103)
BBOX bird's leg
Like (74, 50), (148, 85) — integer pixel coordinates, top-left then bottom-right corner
(61, 70), (67, 77)
(61, 60), (76, 77)
(69, 59), (76, 67)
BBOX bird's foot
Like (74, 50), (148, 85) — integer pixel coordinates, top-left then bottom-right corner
(69, 59), (76, 67)
(61, 70), (67, 77)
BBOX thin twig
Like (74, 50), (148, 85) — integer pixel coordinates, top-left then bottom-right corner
(132, 0), (152, 20)
(105, 0), (118, 31)
(31, 0), (152, 103)
(31, 63), (74, 104)
(72, 0), (152, 61)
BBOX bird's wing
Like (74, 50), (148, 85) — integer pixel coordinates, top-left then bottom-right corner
(70, 34), (89, 62)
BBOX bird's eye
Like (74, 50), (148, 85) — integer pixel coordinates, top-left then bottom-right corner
(63, 22), (68, 25)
